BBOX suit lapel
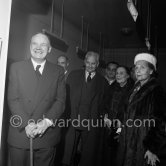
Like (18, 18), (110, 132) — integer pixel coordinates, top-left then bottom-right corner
(76, 71), (101, 107)
(75, 70), (85, 108)
(32, 61), (55, 111)
(22, 60), (38, 100)
(89, 72), (101, 100)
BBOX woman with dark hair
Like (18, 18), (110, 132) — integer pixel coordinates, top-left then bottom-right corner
(107, 66), (134, 121)
(117, 53), (166, 166)
(103, 65), (134, 166)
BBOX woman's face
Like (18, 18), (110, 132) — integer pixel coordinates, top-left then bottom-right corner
(135, 60), (153, 83)
(116, 67), (129, 84)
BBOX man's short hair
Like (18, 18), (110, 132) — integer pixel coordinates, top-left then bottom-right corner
(106, 61), (119, 69)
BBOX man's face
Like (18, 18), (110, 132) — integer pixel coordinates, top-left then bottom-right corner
(105, 63), (117, 80)
(30, 34), (51, 61)
(84, 55), (99, 73)
(57, 56), (68, 70)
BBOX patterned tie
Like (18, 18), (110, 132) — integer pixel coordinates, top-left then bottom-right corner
(87, 72), (92, 82)
(35, 65), (41, 79)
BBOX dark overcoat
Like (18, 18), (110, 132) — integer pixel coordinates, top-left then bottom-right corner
(62, 69), (108, 166)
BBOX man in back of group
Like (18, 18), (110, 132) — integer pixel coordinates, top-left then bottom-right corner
(55, 55), (70, 165)
(105, 61), (118, 86)
(57, 55), (69, 79)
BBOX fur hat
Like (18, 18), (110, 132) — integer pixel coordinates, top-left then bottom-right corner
(134, 53), (157, 70)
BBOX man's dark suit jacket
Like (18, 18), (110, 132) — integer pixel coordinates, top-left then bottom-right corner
(63, 69), (109, 166)
(7, 59), (66, 149)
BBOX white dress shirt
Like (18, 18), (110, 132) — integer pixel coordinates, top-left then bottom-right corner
(105, 76), (115, 85)
(85, 71), (96, 82)
(31, 58), (46, 75)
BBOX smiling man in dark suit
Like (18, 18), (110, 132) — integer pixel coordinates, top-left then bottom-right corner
(7, 33), (66, 166)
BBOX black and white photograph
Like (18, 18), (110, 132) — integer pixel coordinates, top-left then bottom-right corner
(0, 0), (166, 166)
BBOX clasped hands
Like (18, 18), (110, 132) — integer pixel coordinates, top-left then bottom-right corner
(25, 119), (51, 138)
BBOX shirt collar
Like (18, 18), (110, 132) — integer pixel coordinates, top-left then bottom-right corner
(31, 58), (46, 74)
(64, 70), (68, 75)
(85, 70), (96, 80)
(105, 76), (115, 85)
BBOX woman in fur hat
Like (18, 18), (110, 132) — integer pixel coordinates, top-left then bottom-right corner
(117, 53), (166, 166)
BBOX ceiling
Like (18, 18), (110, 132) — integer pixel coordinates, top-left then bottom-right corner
(15, 0), (166, 49)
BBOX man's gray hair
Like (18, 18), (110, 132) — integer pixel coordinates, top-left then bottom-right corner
(85, 51), (100, 62)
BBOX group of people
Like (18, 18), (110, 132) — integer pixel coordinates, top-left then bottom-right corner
(102, 54), (166, 166)
(7, 32), (166, 166)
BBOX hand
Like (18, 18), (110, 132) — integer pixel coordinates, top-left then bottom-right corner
(114, 127), (122, 142)
(144, 150), (160, 166)
(32, 119), (51, 137)
(25, 123), (37, 138)
(104, 114), (112, 128)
